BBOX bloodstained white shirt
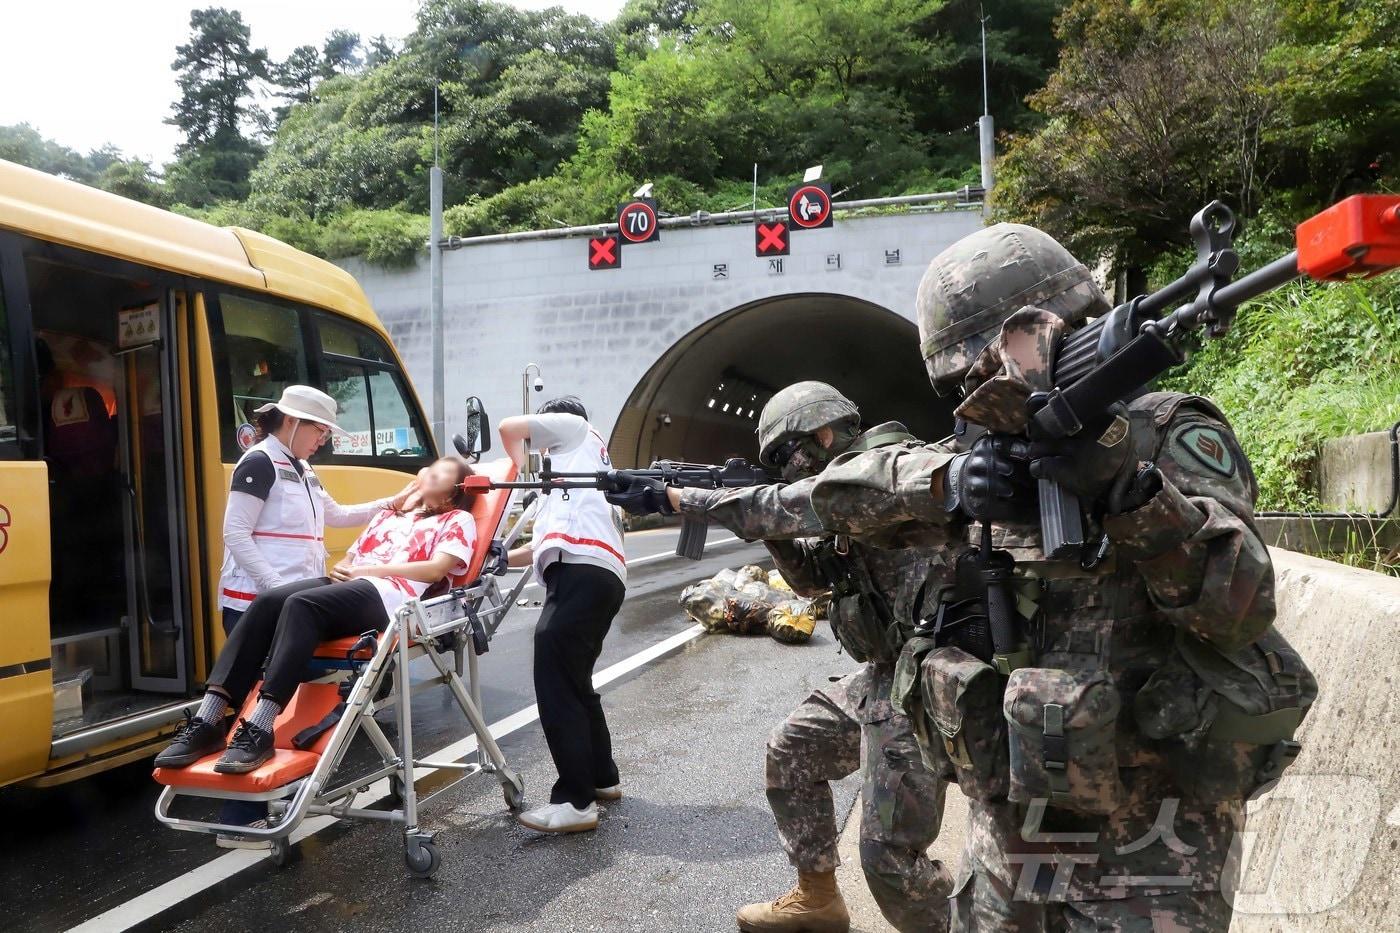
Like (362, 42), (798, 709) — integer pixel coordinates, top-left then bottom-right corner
(346, 508), (476, 617)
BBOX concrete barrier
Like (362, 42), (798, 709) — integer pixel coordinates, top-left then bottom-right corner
(1230, 548), (1400, 931)
(1318, 430), (1397, 513)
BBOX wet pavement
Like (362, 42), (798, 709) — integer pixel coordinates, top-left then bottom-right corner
(1, 528), (868, 932)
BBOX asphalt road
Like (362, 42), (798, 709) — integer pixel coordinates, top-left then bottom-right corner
(0, 526), (866, 932)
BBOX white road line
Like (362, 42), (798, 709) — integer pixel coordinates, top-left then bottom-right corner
(69, 624), (710, 933)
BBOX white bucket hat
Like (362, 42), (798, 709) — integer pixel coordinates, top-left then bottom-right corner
(254, 385), (344, 434)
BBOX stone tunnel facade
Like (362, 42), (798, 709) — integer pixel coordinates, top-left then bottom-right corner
(342, 208), (985, 466)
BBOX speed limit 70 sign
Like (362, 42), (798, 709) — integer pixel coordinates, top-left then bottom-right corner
(617, 198), (660, 244)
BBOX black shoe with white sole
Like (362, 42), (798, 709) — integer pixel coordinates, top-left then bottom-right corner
(154, 713), (226, 769)
(213, 719), (275, 774)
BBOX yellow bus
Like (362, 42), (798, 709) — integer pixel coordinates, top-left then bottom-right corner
(0, 159), (437, 788)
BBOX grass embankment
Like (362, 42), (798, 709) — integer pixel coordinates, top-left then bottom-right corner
(1165, 273), (1400, 574)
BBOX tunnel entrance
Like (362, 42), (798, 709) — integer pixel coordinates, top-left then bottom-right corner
(609, 294), (957, 468)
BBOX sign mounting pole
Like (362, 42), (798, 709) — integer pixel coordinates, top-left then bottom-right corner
(429, 83), (446, 452)
(978, 5), (995, 199)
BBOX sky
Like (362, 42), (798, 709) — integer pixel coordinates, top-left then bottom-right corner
(0, 0), (626, 166)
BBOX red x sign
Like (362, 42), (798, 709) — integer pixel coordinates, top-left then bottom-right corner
(588, 235), (621, 270)
(755, 220), (790, 256)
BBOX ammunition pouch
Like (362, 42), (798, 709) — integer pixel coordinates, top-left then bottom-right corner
(1004, 666), (1126, 815)
(817, 538), (900, 663)
(1135, 627), (1316, 802)
(922, 645), (1009, 800)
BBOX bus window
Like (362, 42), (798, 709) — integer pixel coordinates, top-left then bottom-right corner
(312, 312), (429, 466)
(322, 359), (373, 458)
(0, 280), (16, 457)
(213, 294), (309, 458)
(318, 314), (391, 363)
(366, 369), (424, 458)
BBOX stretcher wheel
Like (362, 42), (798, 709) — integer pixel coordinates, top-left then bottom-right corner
(502, 773), (525, 811)
(269, 838), (293, 867)
(405, 841), (439, 878)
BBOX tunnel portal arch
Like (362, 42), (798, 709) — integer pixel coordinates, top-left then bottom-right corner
(608, 293), (958, 468)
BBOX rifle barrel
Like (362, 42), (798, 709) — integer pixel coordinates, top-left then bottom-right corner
(1213, 251), (1301, 311)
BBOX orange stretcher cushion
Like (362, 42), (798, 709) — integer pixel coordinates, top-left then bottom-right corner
(458, 457), (517, 585)
(153, 682), (343, 792)
(309, 458), (516, 661)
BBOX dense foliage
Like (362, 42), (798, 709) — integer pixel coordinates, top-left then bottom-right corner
(1165, 275), (1400, 511)
(993, 0), (1399, 269)
(4, 0), (1064, 255)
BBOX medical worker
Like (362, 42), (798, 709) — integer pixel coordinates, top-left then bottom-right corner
(501, 397), (627, 834)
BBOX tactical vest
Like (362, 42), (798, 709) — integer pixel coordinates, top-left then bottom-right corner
(815, 423), (921, 664)
(893, 393), (1315, 812)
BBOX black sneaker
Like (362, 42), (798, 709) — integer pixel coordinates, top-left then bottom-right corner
(154, 712), (226, 769)
(213, 719), (276, 774)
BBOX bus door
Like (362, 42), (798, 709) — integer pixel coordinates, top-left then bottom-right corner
(27, 249), (192, 736)
(115, 293), (188, 693)
(0, 246), (54, 783)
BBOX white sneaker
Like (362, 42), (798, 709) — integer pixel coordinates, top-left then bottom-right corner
(216, 818), (272, 850)
(516, 801), (599, 834)
(595, 784), (622, 801)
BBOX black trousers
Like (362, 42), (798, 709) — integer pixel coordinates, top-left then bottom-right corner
(534, 562), (627, 808)
(208, 578), (385, 707)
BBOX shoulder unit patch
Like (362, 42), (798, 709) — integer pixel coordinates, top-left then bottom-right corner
(1172, 424), (1235, 477)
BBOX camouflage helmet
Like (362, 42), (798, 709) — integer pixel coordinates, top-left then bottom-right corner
(916, 223), (1110, 394)
(756, 381), (860, 467)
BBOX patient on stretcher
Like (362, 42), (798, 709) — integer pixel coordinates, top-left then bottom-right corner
(155, 457), (478, 775)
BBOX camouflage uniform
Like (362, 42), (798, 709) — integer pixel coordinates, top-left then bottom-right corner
(682, 419), (956, 933)
(801, 301), (1312, 931)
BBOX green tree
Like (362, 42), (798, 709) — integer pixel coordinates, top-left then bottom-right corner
(1263, 0), (1400, 205)
(0, 124), (93, 180)
(365, 34), (398, 67)
(96, 159), (171, 209)
(248, 0), (617, 217)
(275, 45), (321, 112)
(321, 29), (363, 78)
(166, 7), (270, 204)
(993, 0), (1285, 267)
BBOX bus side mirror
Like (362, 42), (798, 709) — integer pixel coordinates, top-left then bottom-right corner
(455, 396), (491, 461)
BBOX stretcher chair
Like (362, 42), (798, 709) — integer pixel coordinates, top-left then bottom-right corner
(154, 459), (535, 877)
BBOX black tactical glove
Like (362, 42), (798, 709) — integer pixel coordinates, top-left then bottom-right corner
(943, 434), (1035, 522)
(1028, 404), (1162, 512)
(603, 472), (676, 516)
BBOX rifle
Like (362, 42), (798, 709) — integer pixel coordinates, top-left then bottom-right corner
(463, 456), (773, 559)
(1026, 194), (1400, 559)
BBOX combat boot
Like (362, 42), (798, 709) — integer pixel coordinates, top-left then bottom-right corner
(736, 870), (850, 933)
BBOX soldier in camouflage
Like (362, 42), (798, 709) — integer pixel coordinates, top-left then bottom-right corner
(629, 382), (956, 933)
(802, 223), (1314, 931)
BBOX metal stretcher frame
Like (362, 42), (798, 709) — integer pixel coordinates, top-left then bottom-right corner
(153, 462), (537, 877)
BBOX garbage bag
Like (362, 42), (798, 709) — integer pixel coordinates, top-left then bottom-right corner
(768, 599), (816, 644)
(809, 591), (832, 621)
(680, 577), (740, 633)
(738, 564), (768, 584)
(767, 570), (794, 593)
